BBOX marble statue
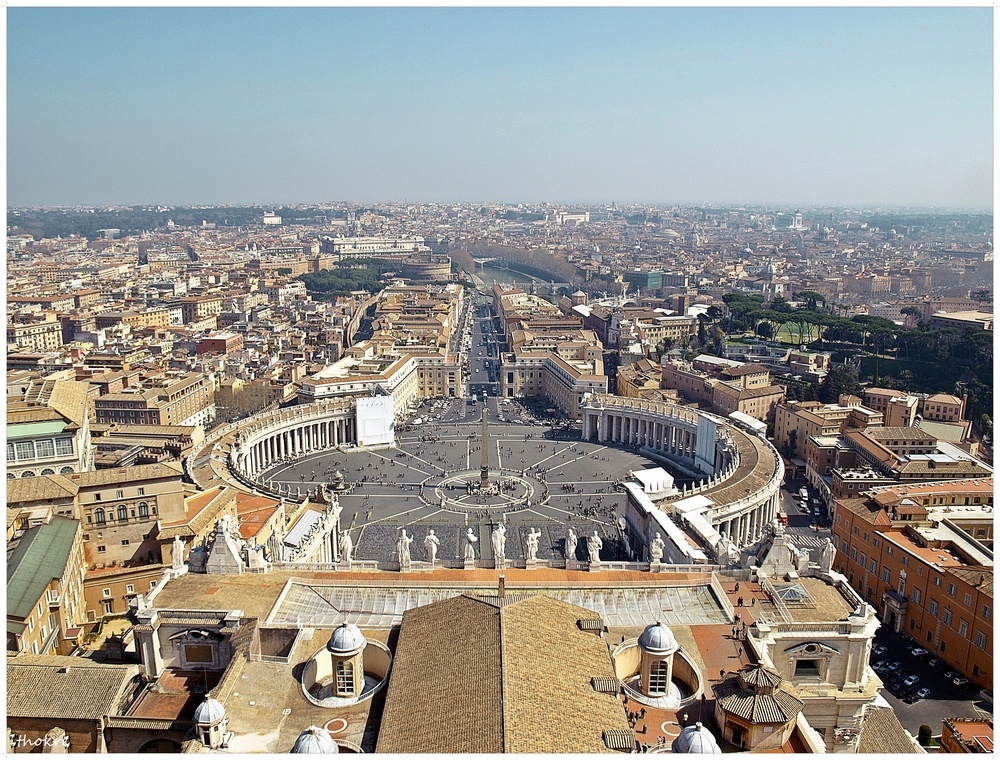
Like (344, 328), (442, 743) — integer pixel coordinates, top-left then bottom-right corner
(397, 528), (413, 567)
(464, 527), (479, 560)
(492, 523), (507, 565)
(819, 537), (836, 573)
(424, 529), (440, 564)
(587, 530), (603, 564)
(649, 532), (665, 562)
(565, 527), (578, 560)
(171, 535), (186, 570)
(339, 530), (353, 567)
(525, 527), (541, 561)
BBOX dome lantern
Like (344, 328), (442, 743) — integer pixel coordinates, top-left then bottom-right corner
(291, 726), (338, 754)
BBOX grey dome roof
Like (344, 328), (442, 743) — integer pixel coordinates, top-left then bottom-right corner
(193, 697), (226, 725)
(291, 726), (338, 754)
(327, 622), (366, 656)
(672, 722), (721, 753)
(638, 621), (678, 654)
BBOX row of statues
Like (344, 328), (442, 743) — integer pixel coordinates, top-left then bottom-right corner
(381, 524), (606, 565)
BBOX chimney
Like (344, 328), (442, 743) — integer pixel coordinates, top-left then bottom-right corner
(498, 574), (505, 601)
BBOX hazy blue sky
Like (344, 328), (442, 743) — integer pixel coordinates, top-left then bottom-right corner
(7, 6), (994, 208)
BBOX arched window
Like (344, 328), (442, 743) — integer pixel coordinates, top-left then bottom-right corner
(117, 506), (128, 522)
(94, 508), (106, 524)
(138, 502), (149, 518)
(60, 466), (74, 474)
(21, 470), (35, 478)
(335, 660), (355, 695)
(647, 659), (668, 694)
(7, 472), (15, 480)
(40, 468), (55, 475)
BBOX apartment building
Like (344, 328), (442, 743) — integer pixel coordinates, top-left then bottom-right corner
(6, 461), (187, 570)
(7, 318), (64, 352)
(831, 479), (993, 689)
(7, 378), (94, 477)
(832, 427), (992, 498)
(6, 514), (87, 656)
(773, 400), (884, 460)
(661, 355), (786, 423)
(923, 393), (966, 423)
(862, 387), (920, 428)
(93, 371), (215, 428)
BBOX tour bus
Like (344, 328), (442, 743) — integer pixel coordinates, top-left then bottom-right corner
(777, 511), (789, 527)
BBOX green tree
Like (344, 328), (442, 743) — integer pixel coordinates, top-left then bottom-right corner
(819, 362), (860, 403)
(917, 725), (933, 747)
(794, 291), (825, 311)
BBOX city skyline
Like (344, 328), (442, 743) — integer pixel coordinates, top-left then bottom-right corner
(7, 6), (995, 209)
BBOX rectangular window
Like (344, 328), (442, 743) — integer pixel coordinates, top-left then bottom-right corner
(869, 559), (877, 573)
(948, 583), (957, 596)
(138, 487), (145, 496)
(873, 538), (879, 548)
(860, 553), (867, 568)
(886, 545), (893, 555)
(794, 659), (821, 677)
(943, 609), (953, 626)
(116, 490), (123, 498)
(881, 568), (890, 583)
(54, 438), (74, 456)
(901, 555), (908, 566)
(121, 539), (130, 546)
(912, 588), (921, 605)
(933, 576), (941, 587)
(35, 439), (55, 458)
(850, 547), (858, 561)
(959, 620), (968, 637)
(975, 631), (987, 649)
(125, 584), (134, 594)
(97, 545), (106, 554)
(929, 600), (938, 616)
(982, 605), (992, 620)
(964, 593), (972, 607)
(6, 442), (15, 462)
(15, 441), (34, 460)
(102, 588), (112, 598)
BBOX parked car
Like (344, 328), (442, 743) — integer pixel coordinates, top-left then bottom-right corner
(910, 647), (929, 658)
(887, 661), (903, 672)
(872, 644), (888, 657)
(903, 674), (920, 687)
(953, 677), (970, 687)
(927, 658), (941, 669)
(943, 670), (957, 680)
(915, 687), (932, 700)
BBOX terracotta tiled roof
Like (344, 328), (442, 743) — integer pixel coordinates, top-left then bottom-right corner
(7, 655), (140, 720)
(950, 567), (993, 597)
(857, 706), (922, 753)
(376, 593), (631, 754)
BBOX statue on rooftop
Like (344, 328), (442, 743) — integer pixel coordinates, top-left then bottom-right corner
(525, 527), (541, 561)
(565, 527), (578, 560)
(424, 529), (440, 564)
(587, 530), (603, 564)
(464, 527), (479, 560)
(819, 537), (836, 574)
(492, 522), (507, 566)
(339, 530), (353, 568)
(172, 535), (186, 570)
(649, 532), (665, 563)
(396, 528), (413, 568)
